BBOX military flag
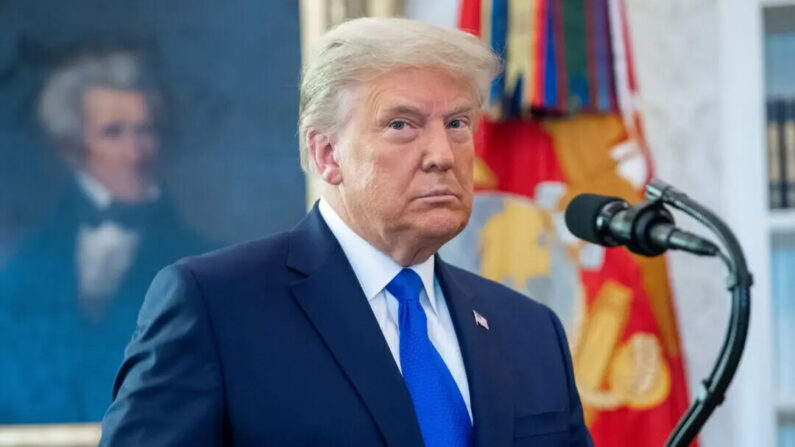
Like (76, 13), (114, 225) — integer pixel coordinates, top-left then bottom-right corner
(441, 1), (695, 445)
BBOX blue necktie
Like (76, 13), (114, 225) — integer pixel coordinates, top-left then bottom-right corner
(386, 268), (473, 447)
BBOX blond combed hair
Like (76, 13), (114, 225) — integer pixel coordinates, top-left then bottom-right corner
(298, 17), (500, 172)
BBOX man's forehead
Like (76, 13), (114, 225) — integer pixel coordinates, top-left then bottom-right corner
(83, 87), (149, 121)
(361, 67), (476, 114)
(367, 89), (475, 119)
(84, 88), (146, 106)
(374, 101), (475, 119)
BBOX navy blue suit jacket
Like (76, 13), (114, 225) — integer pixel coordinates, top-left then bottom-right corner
(100, 206), (592, 446)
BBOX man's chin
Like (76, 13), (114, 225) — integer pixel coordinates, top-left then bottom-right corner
(414, 211), (469, 241)
(108, 179), (157, 203)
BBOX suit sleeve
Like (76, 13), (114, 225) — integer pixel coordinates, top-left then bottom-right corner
(547, 307), (594, 447)
(99, 263), (225, 446)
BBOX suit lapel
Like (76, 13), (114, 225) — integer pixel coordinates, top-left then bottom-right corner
(287, 206), (425, 447)
(435, 258), (514, 447)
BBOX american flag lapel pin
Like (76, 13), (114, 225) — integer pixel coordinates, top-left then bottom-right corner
(473, 310), (489, 330)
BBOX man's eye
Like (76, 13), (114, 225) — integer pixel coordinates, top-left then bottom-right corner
(448, 119), (465, 129)
(389, 121), (407, 130)
(101, 123), (123, 138)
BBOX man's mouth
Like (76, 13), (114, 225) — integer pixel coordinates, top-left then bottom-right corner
(415, 189), (459, 201)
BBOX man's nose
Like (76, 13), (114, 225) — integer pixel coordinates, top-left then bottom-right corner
(422, 122), (454, 172)
(126, 130), (156, 161)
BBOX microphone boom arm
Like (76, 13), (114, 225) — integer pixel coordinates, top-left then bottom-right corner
(646, 179), (753, 447)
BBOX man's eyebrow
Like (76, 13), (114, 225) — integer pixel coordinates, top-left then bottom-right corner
(443, 104), (475, 120)
(378, 104), (429, 120)
(375, 103), (475, 123)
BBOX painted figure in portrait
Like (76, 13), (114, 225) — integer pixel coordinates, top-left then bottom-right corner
(0, 49), (209, 423)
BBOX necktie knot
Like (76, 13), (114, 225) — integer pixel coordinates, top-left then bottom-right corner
(385, 268), (424, 304)
(81, 201), (157, 229)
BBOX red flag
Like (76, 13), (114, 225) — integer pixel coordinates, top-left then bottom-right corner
(445, 2), (695, 445)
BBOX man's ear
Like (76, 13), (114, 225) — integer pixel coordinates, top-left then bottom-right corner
(307, 130), (343, 185)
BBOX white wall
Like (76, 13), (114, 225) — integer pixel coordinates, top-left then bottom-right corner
(626, 1), (737, 446)
(631, 0), (774, 445)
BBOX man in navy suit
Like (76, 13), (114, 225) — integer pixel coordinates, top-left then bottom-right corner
(100, 17), (593, 446)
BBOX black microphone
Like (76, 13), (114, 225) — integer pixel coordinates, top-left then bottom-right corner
(564, 193), (719, 257)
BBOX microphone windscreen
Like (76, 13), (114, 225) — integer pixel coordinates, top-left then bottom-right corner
(564, 193), (623, 244)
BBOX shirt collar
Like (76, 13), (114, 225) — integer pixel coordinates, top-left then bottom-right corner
(76, 171), (113, 209)
(76, 171), (161, 209)
(317, 198), (439, 315)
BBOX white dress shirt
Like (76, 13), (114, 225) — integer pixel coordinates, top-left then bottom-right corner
(318, 198), (472, 420)
(76, 172), (141, 299)
(75, 172), (159, 300)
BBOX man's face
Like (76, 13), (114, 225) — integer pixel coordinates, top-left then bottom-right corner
(334, 67), (477, 260)
(82, 87), (157, 202)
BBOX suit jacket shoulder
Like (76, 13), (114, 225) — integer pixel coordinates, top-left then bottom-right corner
(179, 231), (291, 285)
